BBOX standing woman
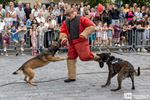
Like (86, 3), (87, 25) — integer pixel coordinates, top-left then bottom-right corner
(30, 24), (38, 56)
(126, 7), (134, 22)
(4, 12), (13, 29)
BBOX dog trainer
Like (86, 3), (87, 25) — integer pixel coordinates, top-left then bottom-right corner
(59, 8), (101, 83)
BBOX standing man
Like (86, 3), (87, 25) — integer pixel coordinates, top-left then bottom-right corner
(59, 8), (102, 83)
(24, 3), (32, 20)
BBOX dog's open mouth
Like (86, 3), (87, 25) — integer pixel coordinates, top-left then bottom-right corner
(97, 53), (111, 68)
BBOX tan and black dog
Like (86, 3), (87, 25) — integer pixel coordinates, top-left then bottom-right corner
(97, 53), (140, 91)
(13, 41), (66, 86)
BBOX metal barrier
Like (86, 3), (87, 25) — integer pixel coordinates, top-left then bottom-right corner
(0, 28), (60, 53)
(0, 28), (149, 53)
(90, 28), (150, 52)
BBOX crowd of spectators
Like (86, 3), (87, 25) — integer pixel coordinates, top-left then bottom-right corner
(0, 0), (150, 56)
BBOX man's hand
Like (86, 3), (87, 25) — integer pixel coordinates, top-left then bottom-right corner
(61, 38), (68, 47)
(79, 26), (95, 40)
(79, 34), (87, 40)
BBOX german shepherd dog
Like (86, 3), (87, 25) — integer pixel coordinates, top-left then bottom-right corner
(13, 41), (66, 86)
(97, 53), (140, 91)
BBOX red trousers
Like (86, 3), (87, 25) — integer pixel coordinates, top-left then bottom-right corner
(68, 40), (94, 61)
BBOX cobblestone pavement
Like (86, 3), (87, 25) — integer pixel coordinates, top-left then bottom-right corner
(0, 52), (150, 100)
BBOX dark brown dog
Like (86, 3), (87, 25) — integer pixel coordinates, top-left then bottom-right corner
(13, 41), (66, 86)
(97, 53), (140, 91)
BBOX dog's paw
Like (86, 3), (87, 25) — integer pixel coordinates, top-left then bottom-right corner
(101, 85), (106, 87)
(28, 83), (37, 86)
(132, 87), (135, 90)
(110, 88), (121, 91)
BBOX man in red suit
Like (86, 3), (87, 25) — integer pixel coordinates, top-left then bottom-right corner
(60, 8), (101, 82)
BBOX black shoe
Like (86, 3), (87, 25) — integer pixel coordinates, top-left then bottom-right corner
(14, 46), (17, 50)
(64, 79), (76, 83)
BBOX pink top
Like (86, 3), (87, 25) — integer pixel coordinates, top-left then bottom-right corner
(127, 12), (134, 21)
(89, 12), (95, 17)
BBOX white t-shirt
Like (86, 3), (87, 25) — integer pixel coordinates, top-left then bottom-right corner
(32, 9), (40, 17)
(135, 12), (142, 21)
(15, 7), (25, 21)
(36, 17), (45, 23)
(7, 9), (17, 21)
(0, 21), (5, 32)
(4, 17), (13, 26)
(58, 2), (65, 7)
(50, 19), (57, 28)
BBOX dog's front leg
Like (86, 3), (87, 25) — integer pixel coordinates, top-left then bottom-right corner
(111, 73), (122, 91)
(101, 72), (112, 87)
(49, 56), (67, 62)
(102, 71), (117, 87)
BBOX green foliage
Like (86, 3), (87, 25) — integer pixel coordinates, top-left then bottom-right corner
(121, 0), (149, 6)
(0, 0), (19, 5)
(83, 0), (109, 7)
(83, 0), (150, 7)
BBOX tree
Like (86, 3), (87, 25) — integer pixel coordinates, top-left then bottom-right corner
(83, 0), (109, 7)
(121, 0), (150, 6)
(0, 0), (21, 8)
(83, 0), (149, 7)
(0, 0), (14, 5)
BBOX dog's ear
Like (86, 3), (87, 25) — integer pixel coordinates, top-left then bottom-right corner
(108, 56), (115, 62)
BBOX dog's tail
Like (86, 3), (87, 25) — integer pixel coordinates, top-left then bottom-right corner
(12, 67), (23, 75)
(134, 67), (140, 76)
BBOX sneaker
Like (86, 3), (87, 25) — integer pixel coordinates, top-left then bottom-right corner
(4, 48), (6, 52)
(0, 51), (3, 55)
(21, 53), (26, 55)
(137, 48), (140, 52)
(114, 43), (117, 46)
(21, 48), (24, 51)
(5, 53), (8, 56)
(117, 44), (120, 47)
(121, 43), (125, 46)
(142, 48), (147, 52)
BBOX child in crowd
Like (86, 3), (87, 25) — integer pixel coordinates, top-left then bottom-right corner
(3, 12), (13, 29)
(107, 24), (114, 46)
(120, 24), (128, 46)
(17, 21), (27, 55)
(2, 26), (10, 56)
(30, 24), (38, 56)
(101, 23), (108, 47)
(89, 27), (96, 48)
(113, 21), (121, 46)
(95, 21), (102, 46)
(9, 25), (19, 50)
(37, 22), (46, 53)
